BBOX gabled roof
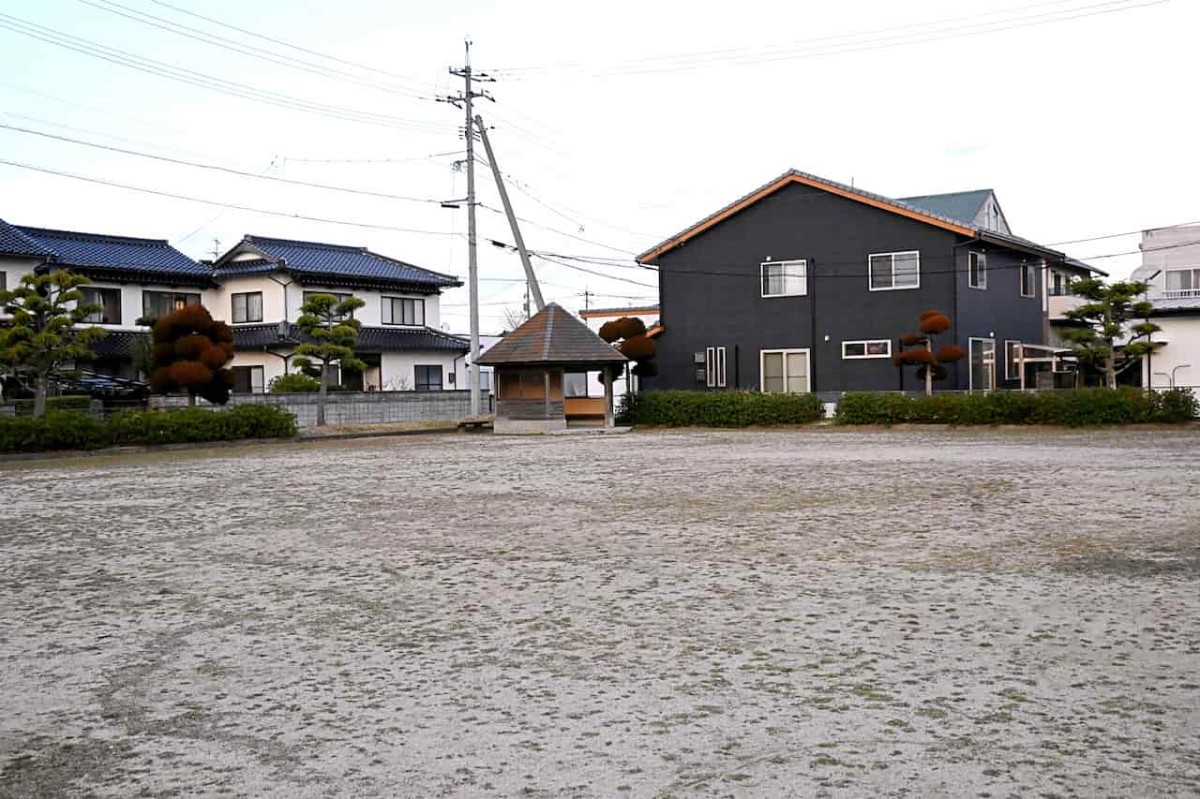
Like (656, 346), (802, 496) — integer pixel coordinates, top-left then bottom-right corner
(232, 322), (468, 352)
(637, 170), (1067, 265)
(13, 225), (210, 278)
(477, 303), (629, 366)
(218, 235), (462, 290)
(898, 189), (994, 227)
(638, 170), (978, 263)
(0, 218), (53, 258)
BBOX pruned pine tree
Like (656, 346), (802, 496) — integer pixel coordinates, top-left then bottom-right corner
(294, 293), (366, 427)
(1059, 279), (1161, 389)
(0, 270), (106, 417)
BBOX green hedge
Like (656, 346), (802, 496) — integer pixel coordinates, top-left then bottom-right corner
(626, 390), (824, 427)
(0, 405), (298, 453)
(836, 388), (1198, 427)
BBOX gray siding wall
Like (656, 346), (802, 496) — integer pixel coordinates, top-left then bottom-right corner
(649, 182), (961, 393)
(953, 246), (1047, 390)
(648, 182), (1052, 393)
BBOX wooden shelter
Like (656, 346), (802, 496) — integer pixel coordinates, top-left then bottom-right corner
(477, 303), (629, 434)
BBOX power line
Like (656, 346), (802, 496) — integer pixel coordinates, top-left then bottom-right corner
(0, 121), (456, 205)
(1048, 219), (1200, 246)
(478, 202), (637, 256)
(143, 0), (433, 91)
(76, 0), (434, 100)
(0, 158), (464, 239)
(495, 0), (1163, 78)
(280, 151), (465, 165)
(0, 12), (453, 134)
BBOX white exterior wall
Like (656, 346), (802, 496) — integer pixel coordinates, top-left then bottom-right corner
(278, 281), (440, 328)
(380, 351), (461, 392)
(452, 333), (501, 393)
(0, 255), (42, 318)
(69, 279), (218, 331)
(1143, 316), (1200, 390)
(1133, 224), (1200, 299)
(225, 351), (290, 390)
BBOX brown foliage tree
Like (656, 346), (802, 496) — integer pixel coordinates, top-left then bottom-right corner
(149, 304), (235, 405)
(895, 309), (964, 395)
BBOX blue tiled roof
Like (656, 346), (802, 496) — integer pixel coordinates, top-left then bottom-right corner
(898, 190), (993, 227)
(12, 225), (209, 277)
(238, 235), (461, 288)
(211, 258), (277, 277)
(0, 217), (53, 258)
(233, 323), (469, 352)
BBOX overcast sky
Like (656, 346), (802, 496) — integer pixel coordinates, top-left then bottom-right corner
(1, 0), (1194, 333)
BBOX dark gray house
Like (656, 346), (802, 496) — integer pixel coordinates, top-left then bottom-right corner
(638, 169), (1087, 395)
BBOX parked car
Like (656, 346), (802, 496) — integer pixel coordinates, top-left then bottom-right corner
(1, 370), (150, 403)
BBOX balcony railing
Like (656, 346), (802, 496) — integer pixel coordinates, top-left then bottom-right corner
(1164, 289), (1200, 299)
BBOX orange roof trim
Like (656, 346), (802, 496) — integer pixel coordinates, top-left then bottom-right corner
(636, 170), (977, 264)
(579, 307), (660, 319)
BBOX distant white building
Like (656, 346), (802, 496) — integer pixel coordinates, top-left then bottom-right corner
(1131, 225), (1200, 390)
(578, 304), (660, 398)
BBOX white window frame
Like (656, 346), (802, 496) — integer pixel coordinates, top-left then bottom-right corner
(868, 251), (921, 291)
(1165, 268), (1200, 298)
(705, 346), (727, 388)
(760, 260), (807, 298)
(842, 339), (892, 360)
(1004, 340), (1022, 381)
(968, 252), (987, 290)
(759, 348), (811, 394)
(1019, 263), (1036, 298)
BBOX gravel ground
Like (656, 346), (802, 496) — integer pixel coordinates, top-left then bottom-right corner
(1, 427), (1199, 798)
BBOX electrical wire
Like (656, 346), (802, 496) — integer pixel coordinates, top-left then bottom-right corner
(495, 0), (1163, 78)
(0, 121), (455, 204)
(0, 158), (464, 238)
(0, 12), (453, 134)
(76, 0), (435, 100)
(143, 0), (433, 91)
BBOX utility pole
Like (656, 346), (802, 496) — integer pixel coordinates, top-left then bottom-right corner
(583, 289), (592, 313)
(443, 41), (493, 416)
(476, 114), (544, 313)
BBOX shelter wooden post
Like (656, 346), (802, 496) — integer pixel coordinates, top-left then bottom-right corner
(603, 369), (614, 428)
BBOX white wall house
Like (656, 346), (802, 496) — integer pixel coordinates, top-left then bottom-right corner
(211, 235), (466, 393)
(2, 220), (468, 396)
(1132, 224), (1200, 390)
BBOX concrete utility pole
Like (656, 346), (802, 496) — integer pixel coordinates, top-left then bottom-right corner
(444, 41), (493, 416)
(475, 114), (544, 313)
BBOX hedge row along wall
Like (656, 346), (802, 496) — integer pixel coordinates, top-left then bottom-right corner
(624, 390), (824, 427)
(835, 388), (1198, 427)
(0, 405), (298, 453)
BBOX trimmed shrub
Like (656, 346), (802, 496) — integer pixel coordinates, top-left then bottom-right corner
(268, 372), (322, 393)
(627, 390), (824, 427)
(0, 404), (297, 453)
(836, 388), (1197, 427)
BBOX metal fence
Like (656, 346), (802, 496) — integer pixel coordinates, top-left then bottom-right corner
(151, 390), (493, 428)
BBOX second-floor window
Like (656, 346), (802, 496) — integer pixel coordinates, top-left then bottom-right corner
(383, 296), (425, 326)
(1020, 263), (1036, 298)
(81, 287), (122, 325)
(0, 271), (6, 291)
(1165, 268), (1200, 298)
(1050, 271), (1071, 296)
(231, 292), (263, 324)
(760, 260), (807, 297)
(968, 252), (987, 289)
(143, 291), (200, 320)
(869, 251), (920, 291)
